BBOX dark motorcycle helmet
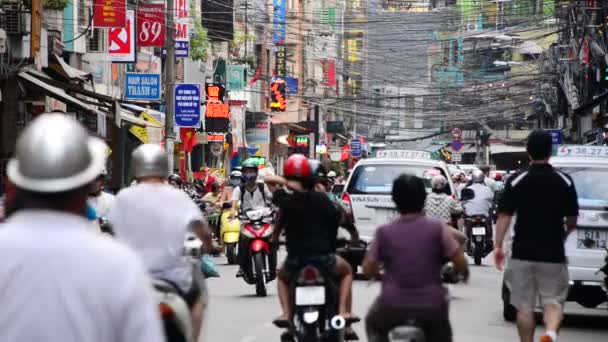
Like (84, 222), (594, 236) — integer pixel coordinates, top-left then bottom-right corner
(168, 173), (182, 188)
(241, 159), (259, 184)
(308, 159), (329, 188)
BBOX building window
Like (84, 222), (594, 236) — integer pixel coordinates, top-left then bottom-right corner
(78, 0), (89, 29)
(87, 28), (106, 53)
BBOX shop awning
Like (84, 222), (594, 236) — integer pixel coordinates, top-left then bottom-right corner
(49, 54), (92, 82)
(19, 71), (104, 116)
(20, 71), (159, 128)
(115, 103), (162, 128)
(121, 103), (165, 123)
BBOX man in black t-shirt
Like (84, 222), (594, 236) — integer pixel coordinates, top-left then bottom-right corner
(494, 130), (578, 342)
(269, 155), (357, 332)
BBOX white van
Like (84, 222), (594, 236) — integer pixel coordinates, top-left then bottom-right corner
(341, 152), (457, 241)
(502, 145), (608, 321)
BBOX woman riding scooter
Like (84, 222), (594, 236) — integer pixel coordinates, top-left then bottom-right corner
(363, 175), (468, 342)
(218, 171), (243, 264)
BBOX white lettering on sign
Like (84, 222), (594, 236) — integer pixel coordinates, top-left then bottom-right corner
(555, 145), (608, 158)
(376, 150), (431, 160)
(351, 196), (393, 203)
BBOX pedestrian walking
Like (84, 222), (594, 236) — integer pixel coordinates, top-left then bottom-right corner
(0, 114), (163, 342)
(494, 130), (579, 342)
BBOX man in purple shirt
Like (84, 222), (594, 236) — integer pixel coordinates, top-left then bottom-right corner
(363, 174), (468, 342)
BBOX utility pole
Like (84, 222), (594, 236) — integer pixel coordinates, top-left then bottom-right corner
(165, 0), (176, 173)
(314, 104), (320, 158)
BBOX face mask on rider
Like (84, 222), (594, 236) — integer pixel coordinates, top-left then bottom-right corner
(243, 172), (257, 184)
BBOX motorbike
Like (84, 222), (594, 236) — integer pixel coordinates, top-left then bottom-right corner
(151, 234), (202, 342)
(597, 247), (608, 298)
(464, 214), (492, 265)
(220, 203), (240, 264)
(277, 264), (359, 342)
(460, 188), (493, 266)
(98, 216), (113, 236)
(239, 207), (276, 296)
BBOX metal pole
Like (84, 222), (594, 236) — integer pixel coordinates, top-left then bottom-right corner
(314, 104), (320, 158)
(165, 0), (176, 174)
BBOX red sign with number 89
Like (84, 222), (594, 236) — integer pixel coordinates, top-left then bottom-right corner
(137, 4), (165, 47)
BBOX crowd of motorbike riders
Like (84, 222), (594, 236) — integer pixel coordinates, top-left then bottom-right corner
(0, 114), (517, 342)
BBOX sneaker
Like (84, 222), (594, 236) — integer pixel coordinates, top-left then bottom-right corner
(539, 334), (554, 342)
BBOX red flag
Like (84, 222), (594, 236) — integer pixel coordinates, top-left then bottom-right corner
(180, 128), (197, 153)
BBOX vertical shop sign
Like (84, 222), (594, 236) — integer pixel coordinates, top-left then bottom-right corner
(137, 4), (165, 47)
(273, 0), (286, 44)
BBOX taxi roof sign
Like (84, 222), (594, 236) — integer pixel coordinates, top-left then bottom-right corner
(553, 145), (608, 158)
(376, 149), (432, 160)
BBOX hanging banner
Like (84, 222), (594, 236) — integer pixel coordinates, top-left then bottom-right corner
(108, 10), (136, 63)
(93, 0), (127, 28)
(228, 65), (245, 91)
(273, 0), (286, 44)
(137, 4), (165, 47)
(321, 59), (336, 87)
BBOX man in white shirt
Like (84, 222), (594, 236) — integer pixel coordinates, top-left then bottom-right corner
(87, 168), (115, 218)
(109, 144), (217, 341)
(229, 158), (274, 278)
(0, 114), (163, 342)
(463, 170), (495, 217)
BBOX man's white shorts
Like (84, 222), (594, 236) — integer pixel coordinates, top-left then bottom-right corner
(506, 259), (569, 311)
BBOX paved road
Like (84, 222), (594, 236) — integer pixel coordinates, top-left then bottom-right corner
(201, 255), (608, 342)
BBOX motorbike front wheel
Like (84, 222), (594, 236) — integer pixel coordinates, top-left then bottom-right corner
(473, 245), (483, 266)
(254, 253), (267, 297)
(226, 243), (237, 265)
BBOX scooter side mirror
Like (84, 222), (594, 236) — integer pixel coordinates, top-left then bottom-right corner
(460, 188), (475, 201)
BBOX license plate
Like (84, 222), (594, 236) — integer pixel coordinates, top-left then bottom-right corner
(295, 286), (325, 306)
(383, 209), (400, 223)
(577, 229), (608, 250)
(472, 227), (486, 236)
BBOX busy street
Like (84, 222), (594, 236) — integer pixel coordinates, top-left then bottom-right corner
(4, 0), (608, 342)
(203, 255), (608, 342)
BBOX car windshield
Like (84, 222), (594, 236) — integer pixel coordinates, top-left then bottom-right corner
(347, 164), (451, 195)
(558, 167), (608, 203)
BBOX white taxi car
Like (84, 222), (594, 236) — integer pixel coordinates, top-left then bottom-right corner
(342, 150), (457, 242)
(502, 145), (608, 321)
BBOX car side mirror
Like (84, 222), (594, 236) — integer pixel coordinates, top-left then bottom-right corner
(460, 188), (475, 201)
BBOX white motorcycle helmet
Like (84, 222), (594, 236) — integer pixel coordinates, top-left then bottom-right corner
(131, 144), (169, 178)
(7, 114), (106, 193)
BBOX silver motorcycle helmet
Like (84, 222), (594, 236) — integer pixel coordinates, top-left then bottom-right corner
(471, 169), (485, 184)
(7, 114), (107, 193)
(131, 143), (169, 178)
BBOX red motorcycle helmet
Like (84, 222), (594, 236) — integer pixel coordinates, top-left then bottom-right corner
(283, 154), (312, 180)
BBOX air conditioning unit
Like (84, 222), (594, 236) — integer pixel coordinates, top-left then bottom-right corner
(0, 1), (26, 35)
(465, 23), (479, 32)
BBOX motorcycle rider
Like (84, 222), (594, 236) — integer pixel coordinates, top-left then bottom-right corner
(271, 155), (357, 333)
(230, 158), (274, 278)
(168, 173), (183, 189)
(0, 114), (163, 342)
(479, 165), (496, 192)
(424, 175), (466, 245)
(108, 144), (218, 342)
(87, 167), (115, 218)
(362, 174), (468, 342)
(463, 169), (495, 244)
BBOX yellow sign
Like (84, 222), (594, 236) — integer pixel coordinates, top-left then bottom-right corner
(129, 112), (162, 143)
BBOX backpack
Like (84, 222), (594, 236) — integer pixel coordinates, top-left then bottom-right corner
(239, 183), (267, 207)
